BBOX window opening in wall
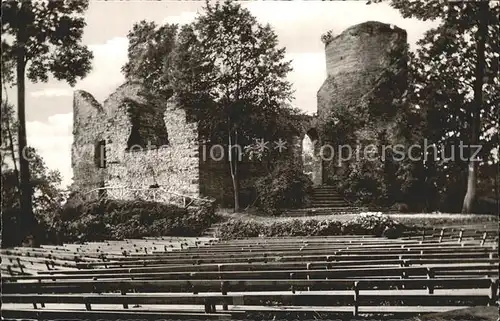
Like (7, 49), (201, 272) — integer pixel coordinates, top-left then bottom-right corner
(94, 139), (106, 168)
(126, 120), (145, 150)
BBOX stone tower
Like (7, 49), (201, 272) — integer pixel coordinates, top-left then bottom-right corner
(316, 21), (408, 185)
(317, 21), (407, 119)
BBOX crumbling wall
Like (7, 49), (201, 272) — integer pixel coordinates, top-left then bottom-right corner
(198, 149), (268, 207)
(199, 155), (233, 206)
(72, 83), (200, 201)
(71, 90), (107, 192)
(104, 89), (200, 199)
(199, 139), (304, 207)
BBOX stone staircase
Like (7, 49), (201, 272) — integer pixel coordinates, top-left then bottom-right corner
(283, 185), (364, 216)
(310, 185), (349, 208)
(202, 222), (222, 238)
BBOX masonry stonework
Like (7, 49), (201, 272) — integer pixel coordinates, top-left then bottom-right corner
(317, 21), (408, 184)
(72, 83), (200, 201)
(72, 90), (106, 193)
(318, 21), (407, 120)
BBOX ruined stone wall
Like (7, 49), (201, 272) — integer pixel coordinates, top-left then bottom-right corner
(104, 90), (200, 199)
(72, 84), (200, 201)
(198, 151), (270, 207)
(198, 139), (303, 207)
(199, 155), (233, 206)
(71, 90), (107, 192)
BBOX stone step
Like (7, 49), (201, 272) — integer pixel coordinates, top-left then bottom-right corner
(311, 197), (345, 201)
(286, 207), (361, 212)
(312, 200), (346, 203)
(311, 204), (348, 208)
(201, 222), (224, 237)
(312, 191), (343, 194)
(283, 207), (364, 216)
(312, 191), (343, 195)
(311, 197), (345, 200)
(310, 186), (349, 208)
(312, 201), (346, 205)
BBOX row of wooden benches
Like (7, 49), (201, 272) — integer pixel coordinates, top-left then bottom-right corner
(3, 237), (496, 264)
(2, 232), (498, 319)
(2, 278), (498, 318)
(3, 249), (496, 275)
(6, 245), (496, 264)
(18, 225), (497, 258)
(3, 266), (498, 293)
(2, 239), (497, 278)
(4, 257), (497, 280)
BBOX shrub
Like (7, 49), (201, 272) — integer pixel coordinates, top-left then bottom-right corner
(391, 202), (410, 213)
(49, 197), (218, 243)
(254, 162), (313, 215)
(216, 213), (414, 240)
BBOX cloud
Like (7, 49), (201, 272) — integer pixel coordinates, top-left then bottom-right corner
(243, 1), (439, 53)
(286, 52), (325, 114)
(74, 37), (129, 102)
(163, 11), (197, 25)
(26, 113), (73, 188)
(31, 88), (73, 98)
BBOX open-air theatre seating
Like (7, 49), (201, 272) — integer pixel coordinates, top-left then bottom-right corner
(1, 227), (498, 320)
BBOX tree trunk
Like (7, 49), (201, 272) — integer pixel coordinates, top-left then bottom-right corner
(462, 2), (488, 213)
(462, 162), (477, 213)
(16, 20), (36, 243)
(6, 109), (20, 184)
(229, 130), (240, 212)
(2, 78), (19, 183)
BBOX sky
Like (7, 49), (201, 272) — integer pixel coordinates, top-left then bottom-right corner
(4, 1), (440, 188)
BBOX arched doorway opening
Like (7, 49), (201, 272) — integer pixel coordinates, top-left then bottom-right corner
(302, 128), (322, 186)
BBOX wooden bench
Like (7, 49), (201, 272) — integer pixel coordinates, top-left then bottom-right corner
(2, 278), (497, 317)
(0, 308), (234, 320)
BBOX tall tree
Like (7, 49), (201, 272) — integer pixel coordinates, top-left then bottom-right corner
(2, 0), (93, 240)
(370, 0), (499, 212)
(172, 0), (293, 211)
(1, 101), (64, 246)
(122, 21), (178, 99)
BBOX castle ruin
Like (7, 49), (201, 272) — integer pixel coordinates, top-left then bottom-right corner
(71, 21), (408, 206)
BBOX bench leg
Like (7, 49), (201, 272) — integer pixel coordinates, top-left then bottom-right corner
(353, 282), (359, 316)
(221, 281), (228, 311)
(121, 289), (128, 309)
(489, 279), (499, 306)
(204, 302), (217, 313)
